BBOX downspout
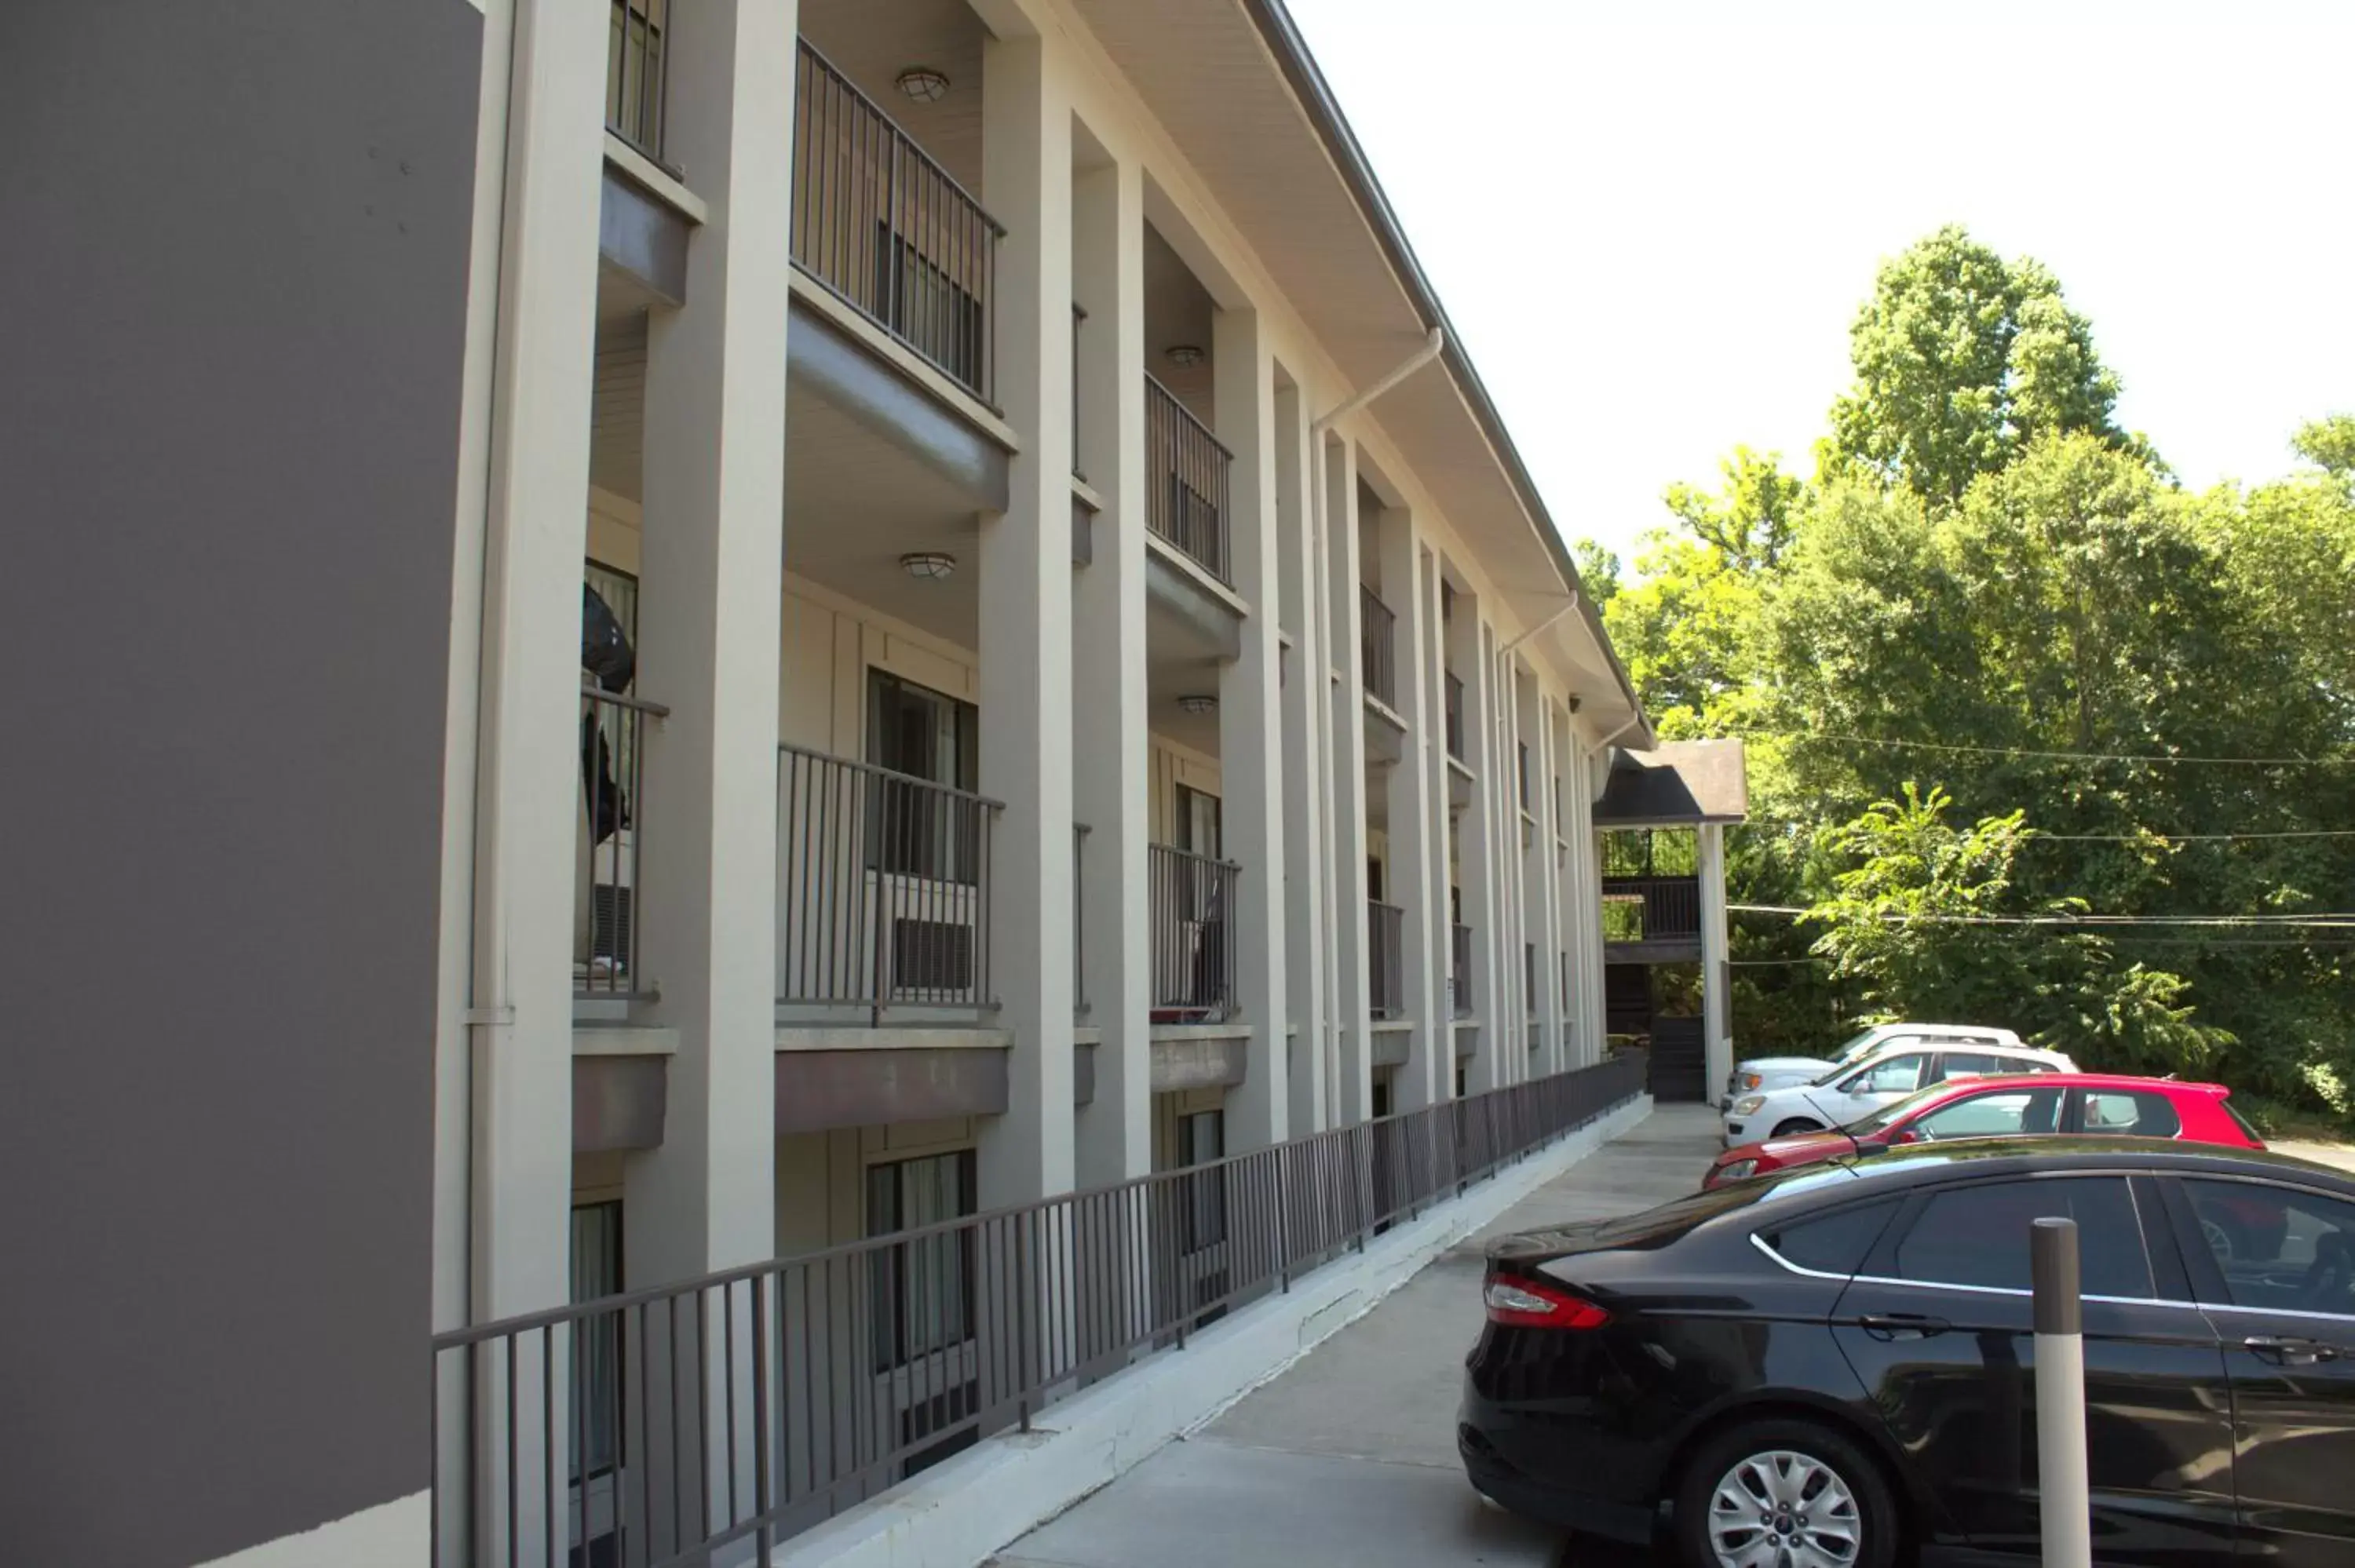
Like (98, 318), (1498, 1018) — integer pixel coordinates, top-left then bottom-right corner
(1307, 328), (1445, 1112)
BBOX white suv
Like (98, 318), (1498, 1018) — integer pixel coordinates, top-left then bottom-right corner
(1722, 1023), (2025, 1110)
(1721, 1040), (2076, 1146)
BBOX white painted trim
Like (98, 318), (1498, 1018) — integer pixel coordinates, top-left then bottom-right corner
(776, 1096), (1652, 1568)
(602, 133), (708, 224)
(1145, 529), (1253, 618)
(775, 1025), (1013, 1053)
(192, 1490), (426, 1568)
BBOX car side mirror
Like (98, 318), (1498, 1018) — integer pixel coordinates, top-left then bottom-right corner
(1887, 1129), (1921, 1147)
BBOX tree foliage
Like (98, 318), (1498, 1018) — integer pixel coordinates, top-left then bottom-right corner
(1585, 224), (2355, 1118)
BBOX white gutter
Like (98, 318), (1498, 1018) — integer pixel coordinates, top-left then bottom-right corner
(1313, 327), (1445, 435)
(1497, 593), (1579, 658)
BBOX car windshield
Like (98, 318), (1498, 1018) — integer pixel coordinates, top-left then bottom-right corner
(1826, 1028), (1880, 1065)
(1808, 1048), (1888, 1088)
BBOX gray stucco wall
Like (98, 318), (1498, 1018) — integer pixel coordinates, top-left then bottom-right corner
(0, 2), (480, 1561)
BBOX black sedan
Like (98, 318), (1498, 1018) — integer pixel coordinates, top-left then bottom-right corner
(1458, 1140), (2355, 1567)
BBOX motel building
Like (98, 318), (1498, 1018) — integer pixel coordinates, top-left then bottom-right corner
(7, 3), (1743, 1566)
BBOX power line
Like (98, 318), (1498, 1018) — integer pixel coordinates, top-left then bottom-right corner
(1700, 728), (2355, 768)
(1731, 903), (2355, 930)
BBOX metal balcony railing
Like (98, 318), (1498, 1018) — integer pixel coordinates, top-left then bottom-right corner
(1451, 922), (1473, 1019)
(1444, 673), (1466, 762)
(577, 685), (667, 1000)
(1367, 899), (1404, 1019)
(429, 1054), (1651, 1568)
(775, 743), (1001, 1017)
(1150, 843), (1240, 1021)
(1073, 822), (1090, 1019)
(1600, 877), (1702, 943)
(791, 40), (1003, 403)
(606, 0), (673, 167)
(1360, 585), (1397, 709)
(1145, 374), (1232, 585)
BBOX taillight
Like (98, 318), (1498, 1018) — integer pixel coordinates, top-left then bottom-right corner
(1484, 1272), (1610, 1329)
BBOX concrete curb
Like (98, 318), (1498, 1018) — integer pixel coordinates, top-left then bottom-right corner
(777, 1095), (1655, 1568)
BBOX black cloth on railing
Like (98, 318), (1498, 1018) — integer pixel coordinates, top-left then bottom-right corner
(582, 585), (636, 846)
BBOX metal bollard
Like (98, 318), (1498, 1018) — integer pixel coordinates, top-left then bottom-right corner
(2031, 1216), (2093, 1568)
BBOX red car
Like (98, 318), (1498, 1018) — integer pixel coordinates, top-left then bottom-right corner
(1702, 1072), (2262, 1189)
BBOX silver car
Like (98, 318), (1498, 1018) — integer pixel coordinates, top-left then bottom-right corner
(1722, 1039), (2076, 1145)
(1721, 1022), (2025, 1110)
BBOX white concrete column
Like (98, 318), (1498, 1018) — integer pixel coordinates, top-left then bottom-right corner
(1574, 732), (1609, 1064)
(1214, 306), (1287, 1152)
(1379, 505), (1442, 1112)
(468, 0), (604, 1333)
(1499, 662), (1528, 1083)
(977, 33), (1076, 1207)
(1453, 611), (1502, 1095)
(455, 1), (607, 1559)
(1272, 379), (1327, 1136)
(1511, 673), (1547, 1078)
(1072, 154), (1150, 1187)
(1322, 436), (1374, 1123)
(1536, 700), (1568, 1074)
(1421, 554), (1453, 1107)
(627, 0), (794, 1292)
(1699, 820), (1733, 1095)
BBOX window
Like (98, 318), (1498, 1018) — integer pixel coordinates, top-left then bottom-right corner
(2180, 1179), (2355, 1312)
(1890, 1177), (2151, 1298)
(1179, 1110), (1226, 1252)
(569, 1202), (624, 1483)
(867, 671), (980, 883)
(1765, 1198), (1900, 1276)
(1175, 784), (1222, 860)
(1911, 1087), (2064, 1141)
(866, 1152), (977, 1373)
(2079, 1089), (2182, 1138)
(1845, 1054), (1928, 1096)
(1936, 1051), (2018, 1081)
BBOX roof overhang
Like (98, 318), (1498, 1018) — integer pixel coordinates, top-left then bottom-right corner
(1593, 740), (1750, 828)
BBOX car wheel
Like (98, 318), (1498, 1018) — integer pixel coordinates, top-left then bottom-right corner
(1671, 1417), (1897, 1568)
(1770, 1118), (1824, 1139)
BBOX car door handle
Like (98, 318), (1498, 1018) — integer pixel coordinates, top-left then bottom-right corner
(1859, 1312), (1950, 1341)
(2244, 1334), (2339, 1366)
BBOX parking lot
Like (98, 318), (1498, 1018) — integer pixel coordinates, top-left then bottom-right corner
(990, 1104), (1719, 1568)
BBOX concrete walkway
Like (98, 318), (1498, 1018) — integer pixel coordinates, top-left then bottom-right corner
(989, 1104), (1722, 1568)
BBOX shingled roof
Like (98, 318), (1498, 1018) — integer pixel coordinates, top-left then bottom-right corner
(1593, 739), (1748, 827)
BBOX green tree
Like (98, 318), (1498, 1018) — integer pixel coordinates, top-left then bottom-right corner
(1660, 447), (1807, 571)
(1826, 225), (2134, 506)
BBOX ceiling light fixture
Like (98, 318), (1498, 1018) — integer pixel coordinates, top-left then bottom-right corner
(1177, 694), (1219, 715)
(894, 66), (951, 103)
(899, 550), (957, 582)
(1164, 344), (1207, 369)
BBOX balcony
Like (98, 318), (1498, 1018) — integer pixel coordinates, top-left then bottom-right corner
(1145, 374), (1232, 585)
(1150, 843), (1240, 1023)
(791, 39), (1003, 405)
(1451, 922), (1473, 1019)
(577, 684), (666, 1001)
(1367, 899), (1404, 1019)
(1601, 877), (1703, 964)
(1360, 585), (1397, 709)
(774, 743), (1001, 1020)
(1443, 673), (1466, 763)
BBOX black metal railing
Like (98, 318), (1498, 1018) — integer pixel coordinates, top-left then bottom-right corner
(1600, 877), (1701, 943)
(579, 685), (666, 1000)
(1444, 673), (1466, 762)
(1145, 374), (1232, 585)
(1149, 843), (1240, 1021)
(1368, 900), (1404, 1019)
(1451, 922), (1473, 1019)
(1360, 585), (1397, 709)
(606, 1), (673, 167)
(1524, 942), (1537, 1012)
(1072, 303), (1086, 482)
(1517, 742), (1531, 815)
(791, 41), (1003, 403)
(1073, 823), (1090, 1019)
(429, 1053), (1648, 1567)
(775, 743), (1001, 1016)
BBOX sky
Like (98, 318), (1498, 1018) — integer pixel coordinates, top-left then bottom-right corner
(1283, 0), (2355, 564)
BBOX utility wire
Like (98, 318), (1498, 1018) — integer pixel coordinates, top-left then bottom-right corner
(1731, 903), (2355, 929)
(1700, 729), (2355, 768)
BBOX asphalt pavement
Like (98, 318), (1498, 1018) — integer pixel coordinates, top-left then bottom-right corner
(988, 1103), (1722, 1568)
